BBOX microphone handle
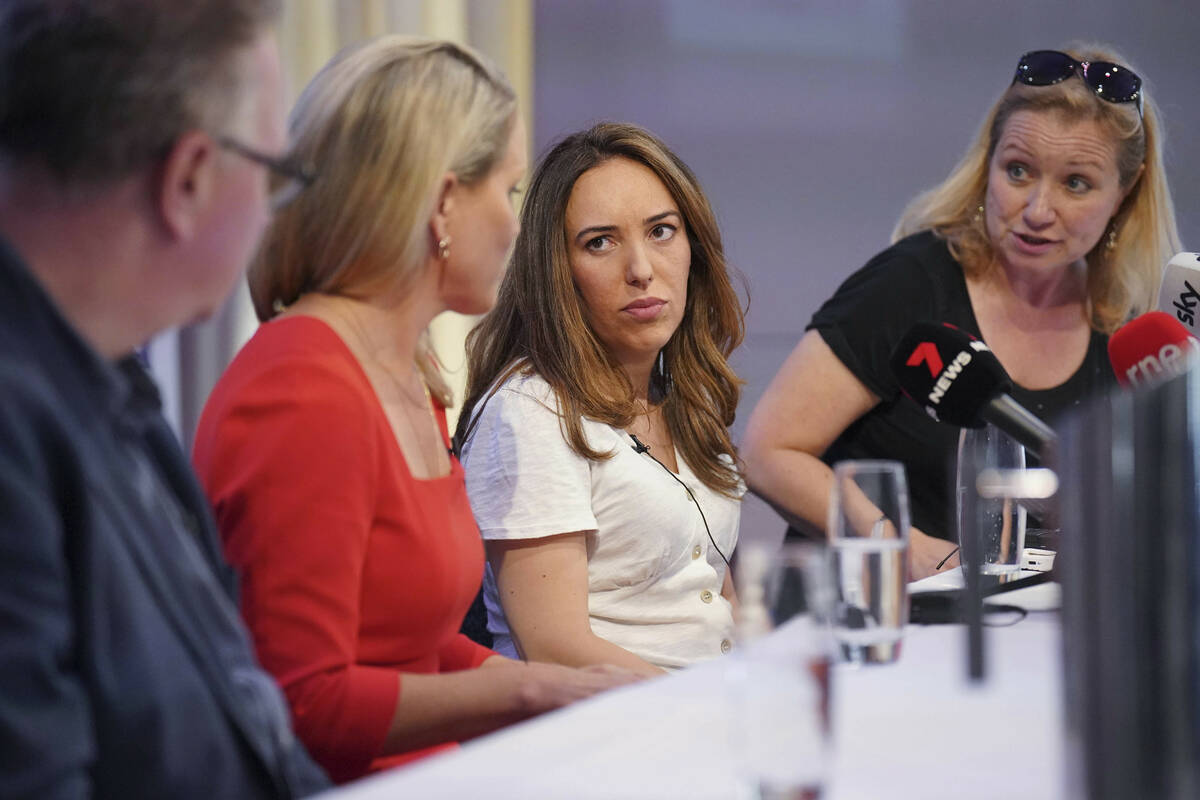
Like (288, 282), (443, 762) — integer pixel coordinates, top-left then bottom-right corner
(980, 393), (1057, 458)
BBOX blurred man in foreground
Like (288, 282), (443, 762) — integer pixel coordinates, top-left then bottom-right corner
(0, 1), (329, 796)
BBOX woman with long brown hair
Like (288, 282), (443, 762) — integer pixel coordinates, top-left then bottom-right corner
(457, 122), (745, 674)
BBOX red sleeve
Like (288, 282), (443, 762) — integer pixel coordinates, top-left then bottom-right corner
(439, 633), (496, 672)
(194, 356), (397, 781)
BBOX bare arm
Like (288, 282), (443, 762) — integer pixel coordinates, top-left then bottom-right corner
(741, 330), (958, 579)
(381, 658), (639, 755)
(486, 533), (667, 677)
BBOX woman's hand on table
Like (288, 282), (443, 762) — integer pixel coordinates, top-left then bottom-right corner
(503, 661), (645, 715)
(909, 528), (960, 581)
(382, 660), (643, 753)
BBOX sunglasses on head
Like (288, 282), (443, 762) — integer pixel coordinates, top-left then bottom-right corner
(1012, 50), (1143, 117)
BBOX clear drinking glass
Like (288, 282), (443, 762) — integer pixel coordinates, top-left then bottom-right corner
(730, 543), (834, 800)
(956, 424), (1027, 575)
(826, 460), (910, 665)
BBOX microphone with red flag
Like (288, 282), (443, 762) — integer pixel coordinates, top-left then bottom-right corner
(888, 321), (1056, 456)
(1108, 311), (1200, 389)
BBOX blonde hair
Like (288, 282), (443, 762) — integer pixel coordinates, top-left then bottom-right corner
(456, 123), (746, 497)
(894, 43), (1181, 333)
(248, 35), (516, 403)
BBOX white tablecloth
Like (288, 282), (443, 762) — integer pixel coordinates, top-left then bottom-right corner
(829, 615), (1062, 799)
(319, 606), (1063, 800)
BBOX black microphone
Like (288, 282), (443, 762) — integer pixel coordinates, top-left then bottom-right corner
(630, 435), (651, 454)
(888, 321), (1057, 457)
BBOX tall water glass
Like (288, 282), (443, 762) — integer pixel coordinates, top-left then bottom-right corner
(956, 424), (1027, 575)
(730, 543), (834, 800)
(827, 460), (910, 665)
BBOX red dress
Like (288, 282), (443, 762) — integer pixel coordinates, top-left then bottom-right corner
(192, 316), (493, 784)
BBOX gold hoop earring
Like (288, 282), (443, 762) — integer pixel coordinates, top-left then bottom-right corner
(438, 236), (452, 261)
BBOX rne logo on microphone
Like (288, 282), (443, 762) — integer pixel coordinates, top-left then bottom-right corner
(1171, 280), (1200, 327)
(1123, 339), (1200, 387)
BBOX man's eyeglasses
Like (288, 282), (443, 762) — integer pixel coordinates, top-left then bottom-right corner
(1012, 50), (1143, 118)
(217, 136), (317, 211)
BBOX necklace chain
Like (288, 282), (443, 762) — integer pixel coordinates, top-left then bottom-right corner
(329, 301), (447, 476)
(371, 356), (446, 477)
(377, 365), (445, 476)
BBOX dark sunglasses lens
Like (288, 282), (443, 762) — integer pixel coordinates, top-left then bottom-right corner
(1016, 50), (1076, 85)
(1083, 61), (1142, 102)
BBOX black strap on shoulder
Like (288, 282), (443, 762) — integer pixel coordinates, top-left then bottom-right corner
(451, 389), (495, 460)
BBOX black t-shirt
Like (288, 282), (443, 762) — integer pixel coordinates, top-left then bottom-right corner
(797, 230), (1115, 541)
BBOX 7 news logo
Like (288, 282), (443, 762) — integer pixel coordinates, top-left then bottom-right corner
(905, 338), (990, 419)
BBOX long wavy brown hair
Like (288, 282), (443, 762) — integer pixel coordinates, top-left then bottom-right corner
(456, 122), (745, 496)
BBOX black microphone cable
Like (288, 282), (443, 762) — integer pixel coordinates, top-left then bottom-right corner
(629, 434), (731, 568)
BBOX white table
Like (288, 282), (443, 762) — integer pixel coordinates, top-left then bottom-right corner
(829, 614), (1062, 799)
(320, 600), (1064, 800)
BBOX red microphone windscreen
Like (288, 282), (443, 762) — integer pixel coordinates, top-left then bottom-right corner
(1107, 311), (1198, 388)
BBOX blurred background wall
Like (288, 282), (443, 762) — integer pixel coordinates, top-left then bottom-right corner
(151, 0), (1200, 550)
